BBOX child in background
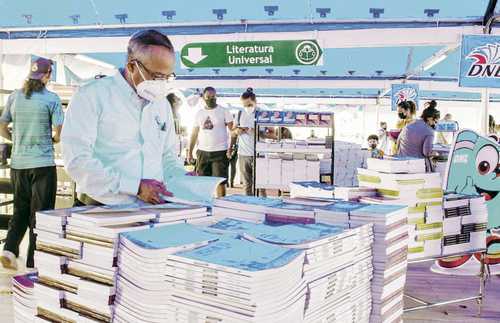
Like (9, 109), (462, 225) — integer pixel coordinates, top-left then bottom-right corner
(367, 134), (384, 159)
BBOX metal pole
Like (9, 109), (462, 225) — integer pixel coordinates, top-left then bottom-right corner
(482, 88), (490, 135)
(404, 296), (481, 313)
(477, 252), (486, 317)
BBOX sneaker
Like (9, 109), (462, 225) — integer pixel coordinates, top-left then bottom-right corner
(0, 250), (17, 270)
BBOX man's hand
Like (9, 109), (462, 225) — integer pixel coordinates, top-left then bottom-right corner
(137, 179), (172, 204)
(187, 151), (195, 165)
(226, 148), (233, 159)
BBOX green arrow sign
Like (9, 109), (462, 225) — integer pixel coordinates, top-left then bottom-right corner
(181, 40), (323, 68)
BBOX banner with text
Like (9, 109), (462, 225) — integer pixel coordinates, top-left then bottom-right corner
(391, 83), (419, 111)
(181, 40), (323, 68)
(459, 35), (500, 88)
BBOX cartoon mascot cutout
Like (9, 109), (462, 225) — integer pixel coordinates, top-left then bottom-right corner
(435, 129), (500, 274)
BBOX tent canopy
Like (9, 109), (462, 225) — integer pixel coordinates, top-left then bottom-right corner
(1, 0), (500, 101)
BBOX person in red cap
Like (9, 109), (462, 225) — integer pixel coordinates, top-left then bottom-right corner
(0, 57), (64, 270)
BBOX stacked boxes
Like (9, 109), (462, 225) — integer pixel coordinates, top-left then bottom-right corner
(256, 153), (321, 189)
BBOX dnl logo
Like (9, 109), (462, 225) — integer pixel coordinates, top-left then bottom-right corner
(395, 87), (417, 105)
(466, 43), (500, 78)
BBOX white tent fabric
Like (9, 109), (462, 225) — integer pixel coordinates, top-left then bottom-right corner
(0, 54), (31, 90)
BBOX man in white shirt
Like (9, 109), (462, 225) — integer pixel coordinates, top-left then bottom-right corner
(188, 87), (233, 197)
(61, 30), (186, 205)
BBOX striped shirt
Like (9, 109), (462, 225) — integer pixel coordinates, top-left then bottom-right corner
(0, 89), (64, 169)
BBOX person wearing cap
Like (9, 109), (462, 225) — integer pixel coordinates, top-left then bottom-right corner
(0, 57), (63, 270)
(61, 30), (187, 207)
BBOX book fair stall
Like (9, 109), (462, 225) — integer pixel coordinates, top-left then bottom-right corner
(1, 1), (500, 323)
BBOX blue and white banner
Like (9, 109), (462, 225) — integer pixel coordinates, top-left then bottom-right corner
(459, 35), (500, 88)
(391, 83), (419, 111)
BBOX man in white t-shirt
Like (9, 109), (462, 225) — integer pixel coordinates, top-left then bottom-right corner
(188, 87), (233, 197)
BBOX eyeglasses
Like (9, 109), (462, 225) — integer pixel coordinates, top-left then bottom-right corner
(133, 59), (176, 82)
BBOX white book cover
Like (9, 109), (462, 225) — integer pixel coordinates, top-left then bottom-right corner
(70, 209), (156, 226)
(366, 157), (426, 174)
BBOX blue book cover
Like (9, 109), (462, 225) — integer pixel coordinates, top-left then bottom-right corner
(219, 195), (282, 207)
(351, 204), (406, 215)
(142, 203), (199, 210)
(319, 201), (368, 213)
(211, 218), (344, 245)
(270, 111), (284, 123)
(174, 237), (303, 272)
(164, 176), (225, 205)
(283, 111), (297, 124)
(270, 202), (315, 212)
(121, 223), (219, 250)
(257, 110), (271, 123)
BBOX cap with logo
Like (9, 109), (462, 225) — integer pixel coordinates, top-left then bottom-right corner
(29, 58), (53, 80)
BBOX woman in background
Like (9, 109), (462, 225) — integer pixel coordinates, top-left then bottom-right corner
(397, 100), (440, 172)
(390, 100), (416, 154)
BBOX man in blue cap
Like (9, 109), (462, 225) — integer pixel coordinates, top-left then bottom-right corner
(0, 57), (64, 270)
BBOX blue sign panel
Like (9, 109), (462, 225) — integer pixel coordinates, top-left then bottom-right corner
(459, 35), (500, 88)
(391, 83), (419, 111)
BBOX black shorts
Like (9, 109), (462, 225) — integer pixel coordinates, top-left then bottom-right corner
(196, 150), (229, 183)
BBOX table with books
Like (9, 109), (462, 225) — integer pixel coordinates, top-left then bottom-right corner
(12, 192), (430, 323)
(287, 155), (491, 316)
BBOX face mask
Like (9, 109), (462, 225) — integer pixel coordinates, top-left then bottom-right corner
(131, 62), (172, 102)
(369, 144), (377, 149)
(136, 80), (172, 102)
(205, 98), (217, 108)
(398, 112), (406, 119)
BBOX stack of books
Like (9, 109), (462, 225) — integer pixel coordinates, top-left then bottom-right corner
(114, 223), (222, 322)
(334, 141), (369, 187)
(213, 195), (321, 225)
(334, 187), (377, 202)
(357, 168), (443, 206)
(142, 203), (208, 223)
(441, 194), (487, 256)
(316, 202), (409, 323)
(357, 157), (443, 261)
(116, 223), (307, 323)
(350, 205), (409, 323)
(208, 218), (374, 323)
(212, 195), (283, 221)
(358, 157), (488, 260)
(366, 157), (426, 174)
(33, 206), (159, 322)
(31, 203), (208, 323)
(289, 181), (334, 199)
(12, 272), (38, 323)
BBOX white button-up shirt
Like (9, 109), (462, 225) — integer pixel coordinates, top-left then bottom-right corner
(61, 70), (185, 205)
